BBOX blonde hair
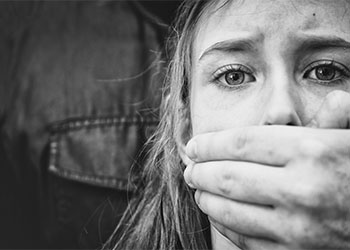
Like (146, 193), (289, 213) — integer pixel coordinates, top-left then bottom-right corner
(104, 1), (227, 249)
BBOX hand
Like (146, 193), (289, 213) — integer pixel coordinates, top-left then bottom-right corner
(184, 90), (350, 249)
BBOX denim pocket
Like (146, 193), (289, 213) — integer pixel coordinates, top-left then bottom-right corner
(48, 115), (158, 191)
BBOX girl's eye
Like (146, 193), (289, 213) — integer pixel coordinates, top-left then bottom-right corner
(225, 71), (245, 85)
(212, 64), (256, 88)
(314, 66), (336, 81)
(304, 61), (350, 84)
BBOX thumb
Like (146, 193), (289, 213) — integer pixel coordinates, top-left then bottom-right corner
(307, 90), (350, 129)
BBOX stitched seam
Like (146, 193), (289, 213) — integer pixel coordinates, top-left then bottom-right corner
(49, 115), (159, 133)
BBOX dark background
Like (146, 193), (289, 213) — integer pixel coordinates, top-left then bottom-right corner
(0, 1), (180, 249)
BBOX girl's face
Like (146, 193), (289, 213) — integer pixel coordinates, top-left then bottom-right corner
(190, 0), (350, 135)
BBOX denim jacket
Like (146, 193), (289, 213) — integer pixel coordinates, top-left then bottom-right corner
(0, 1), (173, 248)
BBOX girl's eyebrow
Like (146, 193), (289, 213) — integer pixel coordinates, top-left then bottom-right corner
(198, 35), (350, 62)
(297, 35), (350, 51)
(198, 37), (260, 62)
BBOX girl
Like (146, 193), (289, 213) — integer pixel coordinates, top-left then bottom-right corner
(105, 0), (350, 249)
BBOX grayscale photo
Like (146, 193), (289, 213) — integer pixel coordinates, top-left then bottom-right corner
(1, 0), (350, 249)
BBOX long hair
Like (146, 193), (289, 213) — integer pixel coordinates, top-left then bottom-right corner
(103, 1), (221, 249)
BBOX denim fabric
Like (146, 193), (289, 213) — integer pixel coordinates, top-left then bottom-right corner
(0, 1), (170, 248)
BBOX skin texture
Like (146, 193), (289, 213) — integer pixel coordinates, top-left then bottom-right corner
(183, 0), (350, 249)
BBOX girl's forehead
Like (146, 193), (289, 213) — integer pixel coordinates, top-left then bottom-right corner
(193, 0), (350, 61)
(202, 0), (349, 23)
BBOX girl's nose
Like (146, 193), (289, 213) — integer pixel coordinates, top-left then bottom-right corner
(260, 75), (302, 126)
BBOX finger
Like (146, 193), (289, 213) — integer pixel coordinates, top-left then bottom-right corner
(195, 190), (282, 241)
(186, 126), (294, 164)
(210, 222), (287, 250)
(185, 125), (302, 164)
(185, 126), (350, 164)
(184, 161), (284, 205)
(307, 90), (350, 129)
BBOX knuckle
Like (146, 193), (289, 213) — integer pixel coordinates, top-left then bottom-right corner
(297, 139), (328, 160)
(301, 185), (323, 208)
(217, 171), (235, 197)
(231, 129), (250, 159)
(325, 90), (350, 110)
(296, 138), (337, 171)
(294, 218), (324, 248)
(289, 181), (324, 209)
(288, 217), (312, 246)
(283, 213), (320, 247)
(221, 206), (234, 225)
(326, 90), (350, 101)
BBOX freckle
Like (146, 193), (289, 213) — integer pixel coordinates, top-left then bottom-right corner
(313, 13), (316, 17)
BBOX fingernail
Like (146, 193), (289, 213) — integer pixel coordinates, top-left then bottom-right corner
(194, 190), (202, 207)
(186, 139), (198, 161)
(183, 164), (195, 188)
